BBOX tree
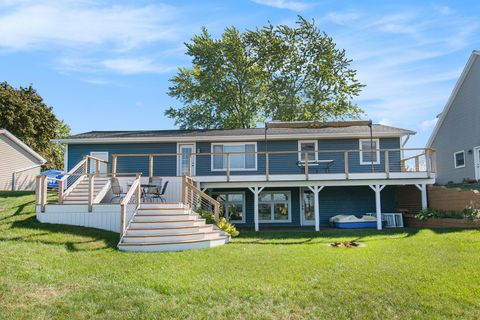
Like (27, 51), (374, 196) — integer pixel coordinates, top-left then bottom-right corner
(166, 16), (364, 129)
(0, 82), (70, 169)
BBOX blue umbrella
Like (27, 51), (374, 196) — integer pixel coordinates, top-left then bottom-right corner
(41, 170), (64, 188)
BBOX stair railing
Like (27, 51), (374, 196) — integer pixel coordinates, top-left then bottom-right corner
(183, 176), (221, 223)
(120, 174), (142, 239)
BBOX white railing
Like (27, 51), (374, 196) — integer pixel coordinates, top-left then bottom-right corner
(183, 176), (221, 223)
(12, 164), (42, 191)
(120, 174), (142, 239)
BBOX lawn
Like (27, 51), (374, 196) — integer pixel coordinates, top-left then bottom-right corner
(1, 192), (479, 319)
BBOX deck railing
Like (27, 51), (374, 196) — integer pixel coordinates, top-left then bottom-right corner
(183, 176), (221, 223)
(111, 148), (436, 180)
(120, 174), (142, 238)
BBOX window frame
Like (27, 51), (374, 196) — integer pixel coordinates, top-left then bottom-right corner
(298, 140), (319, 163)
(210, 142), (258, 172)
(454, 150), (466, 169)
(258, 191), (292, 223)
(359, 138), (381, 165)
(213, 191), (246, 223)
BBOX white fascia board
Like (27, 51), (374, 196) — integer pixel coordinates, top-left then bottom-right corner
(427, 51), (480, 148)
(54, 132), (411, 145)
(0, 129), (47, 164)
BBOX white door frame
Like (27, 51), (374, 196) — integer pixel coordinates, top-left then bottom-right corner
(299, 187), (315, 226)
(89, 151), (108, 174)
(177, 143), (196, 176)
(474, 146), (480, 180)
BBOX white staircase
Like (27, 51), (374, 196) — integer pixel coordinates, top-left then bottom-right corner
(63, 176), (110, 204)
(118, 203), (230, 252)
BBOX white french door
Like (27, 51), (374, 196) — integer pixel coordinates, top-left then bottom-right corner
(474, 146), (480, 180)
(300, 188), (315, 226)
(177, 144), (195, 176)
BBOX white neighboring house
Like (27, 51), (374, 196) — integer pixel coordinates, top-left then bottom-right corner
(0, 129), (46, 191)
(427, 50), (480, 185)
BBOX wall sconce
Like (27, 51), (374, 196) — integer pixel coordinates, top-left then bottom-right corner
(468, 149), (473, 154)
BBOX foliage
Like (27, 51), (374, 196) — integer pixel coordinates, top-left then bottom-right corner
(218, 217), (240, 237)
(197, 208), (216, 224)
(166, 16), (364, 129)
(1, 192), (480, 319)
(0, 82), (70, 169)
(415, 208), (480, 220)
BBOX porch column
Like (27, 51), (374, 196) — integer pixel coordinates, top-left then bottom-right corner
(248, 186), (264, 232)
(308, 185), (324, 231)
(369, 184), (386, 230)
(415, 183), (428, 209)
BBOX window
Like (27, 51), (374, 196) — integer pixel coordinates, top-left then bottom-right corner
(454, 150), (465, 168)
(214, 193), (245, 222)
(359, 139), (380, 165)
(211, 143), (257, 171)
(258, 191), (291, 222)
(298, 140), (318, 162)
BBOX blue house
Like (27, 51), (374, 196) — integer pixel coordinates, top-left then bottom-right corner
(35, 121), (435, 252)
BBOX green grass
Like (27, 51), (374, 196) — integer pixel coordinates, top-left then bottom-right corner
(1, 192), (480, 319)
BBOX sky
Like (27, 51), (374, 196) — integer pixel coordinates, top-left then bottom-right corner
(1, 0), (479, 148)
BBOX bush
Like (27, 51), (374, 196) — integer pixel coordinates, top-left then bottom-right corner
(197, 209), (216, 224)
(196, 209), (240, 237)
(415, 208), (480, 221)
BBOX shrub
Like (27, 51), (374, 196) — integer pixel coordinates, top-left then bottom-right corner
(197, 209), (216, 224)
(415, 208), (480, 220)
(196, 209), (240, 237)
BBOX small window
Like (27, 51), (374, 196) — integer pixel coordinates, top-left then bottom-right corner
(298, 140), (318, 162)
(211, 143), (257, 171)
(258, 191), (291, 223)
(359, 139), (380, 165)
(454, 151), (465, 168)
(214, 192), (245, 222)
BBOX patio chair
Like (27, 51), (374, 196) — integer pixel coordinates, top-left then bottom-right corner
(143, 177), (163, 202)
(149, 181), (169, 203)
(110, 178), (125, 203)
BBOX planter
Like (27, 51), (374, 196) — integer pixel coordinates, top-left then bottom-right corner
(404, 214), (480, 228)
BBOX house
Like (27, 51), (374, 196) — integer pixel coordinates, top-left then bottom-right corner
(427, 50), (480, 185)
(36, 121), (435, 252)
(0, 129), (46, 191)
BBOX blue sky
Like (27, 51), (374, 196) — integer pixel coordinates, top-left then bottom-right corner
(1, 0), (479, 147)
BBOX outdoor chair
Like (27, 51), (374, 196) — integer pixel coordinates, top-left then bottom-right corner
(149, 180), (169, 203)
(110, 178), (125, 203)
(143, 177), (163, 202)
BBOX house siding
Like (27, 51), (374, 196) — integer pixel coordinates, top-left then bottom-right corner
(0, 134), (42, 191)
(431, 56), (480, 184)
(208, 186), (396, 227)
(68, 138), (402, 177)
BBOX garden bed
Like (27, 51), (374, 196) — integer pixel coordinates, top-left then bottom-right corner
(404, 214), (480, 228)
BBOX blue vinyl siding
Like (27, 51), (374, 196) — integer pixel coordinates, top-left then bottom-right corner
(209, 186), (396, 227)
(67, 138), (401, 176)
(68, 143), (177, 176)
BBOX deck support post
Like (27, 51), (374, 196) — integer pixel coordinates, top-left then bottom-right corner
(308, 185), (324, 231)
(248, 186), (264, 232)
(415, 183), (428, 210)
(369, 184), (385, 230)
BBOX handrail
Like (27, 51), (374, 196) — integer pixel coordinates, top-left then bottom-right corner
(183, 176), (221, 223)
(120, 174), (142, 237)
(59, 158), (86, 182)
(12, 164), (43, 191)
(86, 155), (109, 164)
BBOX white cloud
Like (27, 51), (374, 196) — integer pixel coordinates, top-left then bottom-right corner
(251, 0), (310, 12)
(102, 58), (176, 74)
(321, 11), (361, 25)
(419, 118), (438, 131)
(379, 118), (393, 126)
(0, 1), (181, 51)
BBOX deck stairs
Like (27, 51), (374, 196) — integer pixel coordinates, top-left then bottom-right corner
(63, 176), (111, 204)
(118, 203), (230, 252)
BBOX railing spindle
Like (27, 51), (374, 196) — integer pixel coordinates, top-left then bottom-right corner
(344, 151), (349, 179)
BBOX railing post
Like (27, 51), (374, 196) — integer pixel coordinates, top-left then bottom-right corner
(35, 175), (41, 206)
(149, 155), (154, 179)
(95, 160), (100, 174)
(226, 153), (231, 182)
(188, 154), (192, 177)
(58, 180), (64, 204)
(41, 175), (47, 212)
(88, 174), (94, 212)
(385, 150), (390, 178)
(304, 151), (309, 180)
(415, 156), (420, 172)
(182, 176), (186, 205)
(214, 204), (220, 223)
(11, 172), (16, 191)
(83, 155), (88, 174)
(431, 149), (437, 173)
(425, 149), (431, 175)
(120, 204), (126, 234)
(136, 180), (141, 208)
(112, 156), (117, 178)
(265, 152), (269, 181)
(344, 151), (349, 179)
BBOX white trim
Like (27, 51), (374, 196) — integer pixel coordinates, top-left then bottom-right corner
(258, 190), (292, 223)
(55, 131), (413, 145)
(474, 146), (480, 180)
(211, 191), (246, 223)
(210, 142), (257, 172)
(359, 138), (380, 165)
(63, 144), (68, 172)
(299, 187), (315, 226)
(427, 51), (480, 148)
(0, 129), (46, 164)
(453, 150), (465, 169)
(177, 142), (196, 176)
(298, 140), (318, 162)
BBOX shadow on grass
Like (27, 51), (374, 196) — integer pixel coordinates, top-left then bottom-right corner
(1, 216), (118, 252)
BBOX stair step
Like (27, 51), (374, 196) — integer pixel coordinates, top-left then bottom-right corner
(140, 203), (184, 209)
(136, 209), (192, 215)
(126, 225), (214, 235)
(133, 214), (199, 222)
(122, 231), (224, 243)
(118, 236), (229, 252)
(129, 219), (206, 228)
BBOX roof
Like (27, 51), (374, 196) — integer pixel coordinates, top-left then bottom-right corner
(57, 122), (415, 144)
(427, 50), (480, 147)
(0, 129), (47, 163)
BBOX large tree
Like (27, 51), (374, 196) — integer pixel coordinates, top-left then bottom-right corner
(0, 82), (70, 169)
(166, 16), (364, 129)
